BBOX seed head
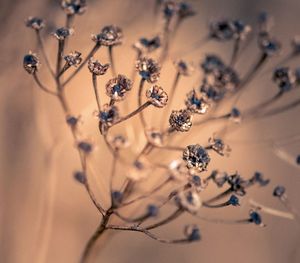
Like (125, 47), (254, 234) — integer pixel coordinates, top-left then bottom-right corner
(61, 0), (87, 15)
(133, 36), (161, 54)
(273, 185), (286, 198)
(273, 67), (296, 92)
(53, 27), (74, 40)
(208, 136), (231, 156)
(174, 60), (194, 76)
(25, 16), (45, 30)
(92, 25), (123, 46)
(175, 190), (202, 213)
(64, 51), (82, 67)
(99, 104), (120, 127)
(185, 90), (209, 114)
(145, 128), (165, 147)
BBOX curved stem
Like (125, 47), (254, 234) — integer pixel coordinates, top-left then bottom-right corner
(32, 73), (58, 96)
(108, 46), (116, 77)
(92, 74), (101, 111)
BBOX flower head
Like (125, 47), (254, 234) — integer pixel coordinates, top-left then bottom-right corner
(99, 104), (120, 128)
(136, 57), (161, 83)
(177, 2), (196, 20)
(175, 190), (202, 213)
(258, 34), (281, 56)
(169, 109), (193, 132)
(230, 107), (242, 123)
(228, 195), (240, 206)
(174, 60), (194, 76)
(147, 204), (159, 217)
(92, 25), (123, 46)
(208, 136), (231, 156)
(64, 51), (82, 67)
(168, 160), (189, 181)
(23, 52), (40, 74)
(183, 144), (210, 171)
(126, 158), (151, 181)
(227, 173), (247, 196)
(53, 27), (74, 40)
(108, 135), (129, 150)
(88, 58), (110, 75)
(184, 225), (201, 241)
(273, 67), (296, 92)
(249, 210), (264, 226)
(25, 16), (45, 30)
(77, 141), (93, 154)
(106, 75), (133, 101)
(133, 36), (161, 54)
(61, 0), (87, 15)
(73, 171), (86, 184)
(201, 55), (224, 74)
(185, 90), (209, 114)
(146, 85), (168, 107)
(209, 170), (229, 187)
(66, 115), (79, 127)
(249, 172), (270, 187)
(291, 36), (300, 54)
(162, 1), (178, 20)
(273, 185), (286, 198)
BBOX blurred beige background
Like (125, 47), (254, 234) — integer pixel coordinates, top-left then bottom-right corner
(1, 0), (300, 263)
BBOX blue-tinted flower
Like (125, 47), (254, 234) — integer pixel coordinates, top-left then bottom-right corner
(64, 51), (82, 67)
(112, 191), (123, 207)
(88, 58), (110, 75)
(230, 107), (242, 123)
(25, 16), (45, 30)
(66, 115), (79, 127)
(177, 2), (196, 20)
(273, 67), (296, 92)
(53, 27), (74, 40)
(133, 36), (161, 54)
(106, 75), (133, 101)
(250, 172), (270, 187)
(209, 170), (229, 187)
(136, 57), (161, 83)
(23, 52), (40, 74)
(185, 90), (209, 114)
(249, 210), (263, 226)
(61, 0), (87, 15)
(183, 144), (210, 171)
(145, 128), (165, 147)
(208, 136), (231, 156)
(146, 85), (168, 108)
(99, 104), (120, 128)
(77, 141), (93, 153)
(73, 171), (86, 184)
(92, 25), (123, 46)
(228, 195), (240, 206)
(184, 225), (201, 241)
(174, 60), (194, 76)
(273, 186), (286, 198)
(258, 34), (281, 56)
(227, 173), (247, 196)
(147, 204), (159, 217)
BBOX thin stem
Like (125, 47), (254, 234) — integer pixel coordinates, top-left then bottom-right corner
(145, 208), (183, 230)
(109, 153), (117, 201)
(137, 79), (147, 128)
(56, 40), (64, 79)
(119, 177), (172, 208)
(92, 74), (101, 111)
(108, 46), (116, 77)
(80, 209), (113, 263)
(65, 14), (74, 28)
(204, 188), (232, 204)
(63, 44), (101, 87)
(32, 73), (58, 96)
(109, 101), (152, 128)
(195, 214), (251, 225)
(35, 30), (55, 78)
(229, 38), (241, 67)
(106, 224), (191, 244)
(160, 71), (180, 129)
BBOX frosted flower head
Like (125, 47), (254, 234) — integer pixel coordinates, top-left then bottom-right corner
(145, 128), (165, 147)
(188, 175), (206, 193)
(88, 58), (110, 75)
(212, 66), (240, 91)
(250, 172), (270, 187)
(183, 144), (210, 171)
(133, 36), (161, 54)
(273, 67), (296, 92)
(25, 16), (45, 30)
(228, 195), (240, 206)
(162, 1), (178, 19)
(73, 171), (86, 184)
(185, 90), (209, 114)
(291, 36), (300, 54)
(175, 190), (202, 213)
(230, 107), (242, 123)
(177, 2), (196, 20)
(146, 85), (168, 107)
(99, 104), (119, 127)
(209, 19), (251, 41)
(92, 25), (123, 46)
(258, 34), (281, 56)
(64, 51), (82, 67)
(77, 141), (93, 154)
(258, 11), (273, 34)
(61, 0), (87, 15)
(227, 173), (247, 196)
(273, 185), (286, 198)
(147, 204), (159, 217)
(249, 210), (264, 226)
(136, 57), (161, 83)
(66, 115), (79, 127)
(169, 109), (193, 132)
(200, 82), (225, 102)
(208, 136), (231, 156)
(174, 60), (194, 76)
(184, 225), (201, 241)
(106, 75), (133, 101)
(53, 27), (74, 40)
(23, 52), (40, 74)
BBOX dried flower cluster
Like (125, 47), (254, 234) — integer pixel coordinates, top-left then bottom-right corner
(23, 1), (300, 263)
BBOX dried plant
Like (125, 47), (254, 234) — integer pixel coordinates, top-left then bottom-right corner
(23, 1), (300, 263)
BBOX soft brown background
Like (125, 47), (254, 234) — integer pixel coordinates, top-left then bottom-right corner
(1, 0), (300, 262)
